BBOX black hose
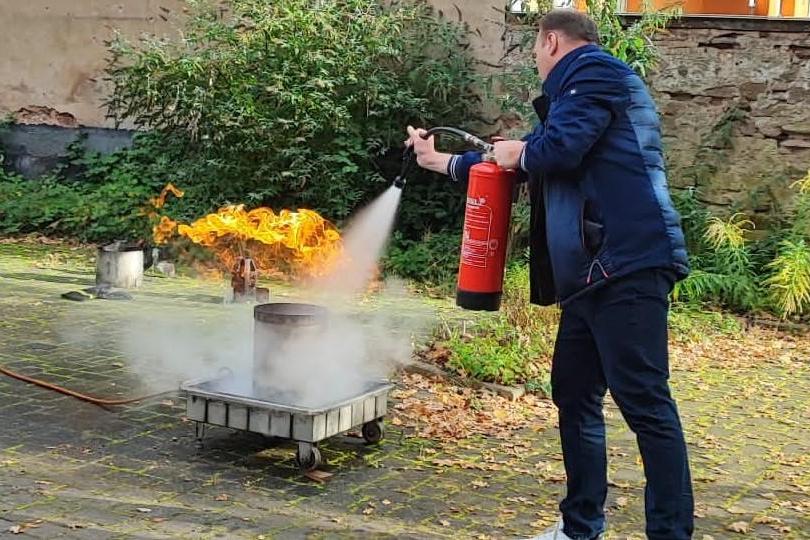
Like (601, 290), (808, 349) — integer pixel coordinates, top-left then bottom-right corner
(393, 126), (493, 189)
(422, 127), (494, 153)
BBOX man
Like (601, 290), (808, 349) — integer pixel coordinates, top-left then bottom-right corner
(405, 9), (693, 540)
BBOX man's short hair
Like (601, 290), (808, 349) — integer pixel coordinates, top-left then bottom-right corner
(539, 9), (600, 45)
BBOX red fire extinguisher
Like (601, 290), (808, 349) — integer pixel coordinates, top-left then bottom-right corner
(456, 157), (516, 311)
(395, 127), (515, 312)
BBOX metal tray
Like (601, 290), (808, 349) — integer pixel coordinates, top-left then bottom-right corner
(181, 377), (393, 444)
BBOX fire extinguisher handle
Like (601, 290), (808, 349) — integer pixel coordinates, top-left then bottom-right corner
(393, 146), (416, 189)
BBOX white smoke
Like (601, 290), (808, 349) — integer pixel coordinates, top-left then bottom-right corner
(59, 186), (433, 407)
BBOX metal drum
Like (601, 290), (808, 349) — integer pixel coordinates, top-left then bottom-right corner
(251, 303), (329, 398)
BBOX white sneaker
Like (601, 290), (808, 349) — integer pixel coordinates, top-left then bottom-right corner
(522, 520), (603, 540)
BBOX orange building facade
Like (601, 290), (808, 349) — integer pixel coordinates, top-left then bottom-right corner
(511, 0), (810, 17)
(620, 0), (810, 17)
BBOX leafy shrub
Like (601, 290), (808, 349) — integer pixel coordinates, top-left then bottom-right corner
(0, 134), (191, 241)
(765, 171), (810, 318)
(441, 264), (558, 390)
(673, 171), (810, 319)
(104, 0), (477, 228)
(673, 213), (760, 312)
(585, 0), (679, 78)
(384, 229), (460, 287)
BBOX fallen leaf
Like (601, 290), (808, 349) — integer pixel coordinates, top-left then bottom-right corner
(727, 521), (749, 533)
(151, 518), (167, 523)
(8, 526), (22, 534)
(34, 480), (51, 485)
(214, 494), (229, 501)
(614, 496), (628, 508)
(382, 499), (391, 506)
(304, 470), (333, 483)
(136, 508), (152, 514)
(726, 505), (747, 515)
(362, 507), (374, 515)
(472, 480), (489, 489)
(111, 362), (124, 368)
(161, 399), (174, 407)
(439, 519), (451, 527)
(701, 535), (715, 540)
(68, 524), (85, 530)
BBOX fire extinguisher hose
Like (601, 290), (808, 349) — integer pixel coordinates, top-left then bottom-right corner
(0, 364), (169, 408)
(422, 126), (495, 153)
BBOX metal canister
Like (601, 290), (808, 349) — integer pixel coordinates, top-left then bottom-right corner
(251, 303), (329, 398)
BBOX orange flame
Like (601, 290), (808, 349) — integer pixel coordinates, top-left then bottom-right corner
(147, 184), (343, 280)
(166, 205), (342, 279)
(150, 183), (185, 210)
(153, 215), (180, 245)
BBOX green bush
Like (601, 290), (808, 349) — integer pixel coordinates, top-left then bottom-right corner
(441, 264), (558, 390)
(384, 229), (460, 287)
(2, 0), (477, 253)
(104, 0), (477, 226)
(672, 172), (810, 319)
(0, 134), (191, 241)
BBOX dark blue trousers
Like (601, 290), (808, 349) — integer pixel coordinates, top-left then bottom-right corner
(552, 269), (694, 540)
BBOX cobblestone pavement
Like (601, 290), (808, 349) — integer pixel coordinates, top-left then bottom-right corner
(1, 242), (809, 539)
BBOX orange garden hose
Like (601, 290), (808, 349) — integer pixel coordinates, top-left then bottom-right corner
(0, 365), (168, 408)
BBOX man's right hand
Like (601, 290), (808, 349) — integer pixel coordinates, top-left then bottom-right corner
(404, 126), (451, 175)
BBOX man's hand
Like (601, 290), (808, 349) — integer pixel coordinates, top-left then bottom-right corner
(404, 126), (451, 175)
(405, 126), (437, 168)
(493, 140), (526, 170)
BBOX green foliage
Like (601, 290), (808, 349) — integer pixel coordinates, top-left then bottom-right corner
(104, 0), (477, 226)
(766, 240), (810, 318)
(673, 172), (810, 319)
(671, 187), (711, 256)
(585, 0), (679, 77)
(673, 213), (760, 312)
(442, 264), (558, 389)
(384, 229), (460, 287)
(0, 134), (190, 241)
(764, 172), (810, 318)
(1, 0), (477, 256)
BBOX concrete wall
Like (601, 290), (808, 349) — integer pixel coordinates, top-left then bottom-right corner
(0, 1), (184, 128)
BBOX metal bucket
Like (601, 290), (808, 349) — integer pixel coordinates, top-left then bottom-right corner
(252, 303), (329, 397)
(96, 242), (144, 289)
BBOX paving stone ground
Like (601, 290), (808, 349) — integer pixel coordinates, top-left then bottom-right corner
(1, 242), (809, 539)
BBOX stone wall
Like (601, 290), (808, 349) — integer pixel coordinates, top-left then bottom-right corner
(652, 17), (810, 218)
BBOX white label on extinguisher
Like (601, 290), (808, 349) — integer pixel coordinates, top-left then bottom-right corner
(461, 196), (493, 269)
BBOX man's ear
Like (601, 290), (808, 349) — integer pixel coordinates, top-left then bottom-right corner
(547, 32), (559, 56)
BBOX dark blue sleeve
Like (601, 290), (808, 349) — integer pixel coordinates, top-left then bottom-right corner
(520, 59), (626, 175)
(447, 126), (539, 185)
(447, 151), (482, 184)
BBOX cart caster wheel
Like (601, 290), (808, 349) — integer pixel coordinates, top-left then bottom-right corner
(362, 419), (385, 444)
(295, 446), (322, 472)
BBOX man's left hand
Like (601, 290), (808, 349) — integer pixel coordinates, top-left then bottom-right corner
(493, 140), (526, 170)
